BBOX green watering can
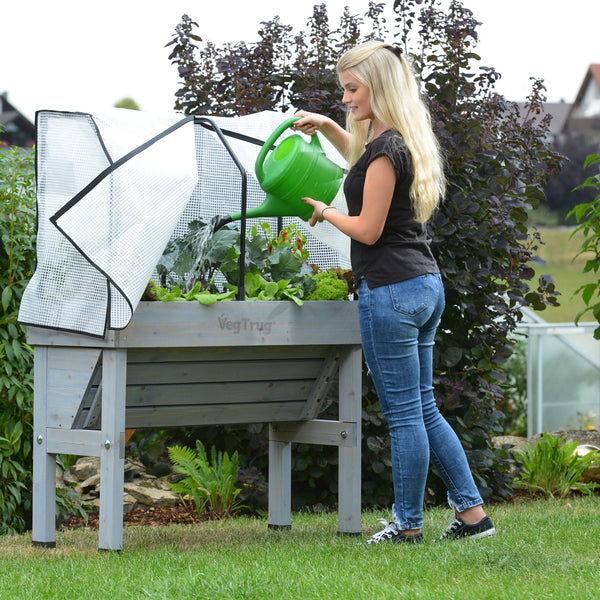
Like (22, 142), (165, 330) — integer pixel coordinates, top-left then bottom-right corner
(212, 117), (344, 230)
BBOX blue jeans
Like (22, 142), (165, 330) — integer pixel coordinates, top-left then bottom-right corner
(358, 274), (483, 530)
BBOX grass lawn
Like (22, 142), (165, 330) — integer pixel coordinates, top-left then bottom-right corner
(1, 498), (599, 600)
(531, 227), (595, 323)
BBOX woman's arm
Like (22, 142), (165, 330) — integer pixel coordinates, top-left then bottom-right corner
(293, 111), (351, 158)
(303, 154), (396, 246)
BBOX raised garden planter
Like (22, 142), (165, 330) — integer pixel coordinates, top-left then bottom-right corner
(29, 300), (362, 551)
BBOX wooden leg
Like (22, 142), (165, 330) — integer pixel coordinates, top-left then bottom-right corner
(337, 345), (362, 534)
(32, 346), (57, 548)
(98, 348), (127, 551)
(268, 425), (292, 529)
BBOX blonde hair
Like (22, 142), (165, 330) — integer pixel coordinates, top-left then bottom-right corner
(337, 40), (445, 223)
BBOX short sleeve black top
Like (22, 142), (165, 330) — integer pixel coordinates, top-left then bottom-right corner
(343, 129), (439, 289)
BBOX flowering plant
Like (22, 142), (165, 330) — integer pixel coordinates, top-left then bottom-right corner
(259, 222), (310, 262)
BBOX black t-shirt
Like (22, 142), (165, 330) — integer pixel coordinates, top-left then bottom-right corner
(344, 129), (439, 289)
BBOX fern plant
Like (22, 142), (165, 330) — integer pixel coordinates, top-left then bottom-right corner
(514, 432), (600, 498)
(168, 440), (244, 519)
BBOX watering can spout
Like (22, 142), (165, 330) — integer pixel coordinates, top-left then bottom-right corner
(220, 117), (344, 225)
(210, 214), (233, 233)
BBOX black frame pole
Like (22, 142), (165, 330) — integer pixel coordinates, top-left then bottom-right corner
(195, 117), (248, 300)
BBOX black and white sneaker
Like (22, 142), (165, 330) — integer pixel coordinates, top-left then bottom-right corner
(366, 519), (424, 545)
(439, 515), (496, 541)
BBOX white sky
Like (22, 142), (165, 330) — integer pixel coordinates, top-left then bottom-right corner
(3, 0), (599, 122)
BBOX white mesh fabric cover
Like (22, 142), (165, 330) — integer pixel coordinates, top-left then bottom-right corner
(19, 109), (199, 337)
(18, 109), (350, 338)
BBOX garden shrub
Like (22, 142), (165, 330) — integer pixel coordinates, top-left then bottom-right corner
(0, 144), (36, 534)
(165, 0), (564, 505)
(496, 337), (528, 437)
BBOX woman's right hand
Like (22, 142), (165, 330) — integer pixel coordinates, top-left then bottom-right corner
(292, 111), (330, 136)
(292, 110), (351, 160)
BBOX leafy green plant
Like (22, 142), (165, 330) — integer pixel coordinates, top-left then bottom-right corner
(0, 143), (36, 534)
(152, 219), (316, 305)
(0, 433), (29, 534)
(513, 432), (600, 498)
(168, 440), (244, 519)
(55, 487), (89, 528)
(304, 270), (350, 301)
(567, 154), (600, 338)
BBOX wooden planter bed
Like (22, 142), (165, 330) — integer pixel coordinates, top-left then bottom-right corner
(28, 300), (362, 551)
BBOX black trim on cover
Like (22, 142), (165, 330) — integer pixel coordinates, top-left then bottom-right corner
(194, 117), (249, 300)
(196, 120), (267, 148)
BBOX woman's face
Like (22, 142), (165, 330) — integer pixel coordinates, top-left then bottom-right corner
(339, 70), (373, 122)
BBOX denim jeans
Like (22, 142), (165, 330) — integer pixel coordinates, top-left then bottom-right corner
(358, 274), (483, 530)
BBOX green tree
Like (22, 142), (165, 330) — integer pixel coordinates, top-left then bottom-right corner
(567, 154), (600, 337)
(544, 133), (599, 225)
(0, 142), (36, 533)
(114, 97), (141, 110)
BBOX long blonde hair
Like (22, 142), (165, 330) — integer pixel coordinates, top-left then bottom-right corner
(337, 40), (445, 223)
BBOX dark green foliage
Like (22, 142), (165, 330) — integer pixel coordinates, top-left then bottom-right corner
(55, 455), (90, 527)
(236, 466), (268, 514)
(497, 337), (528, 437)
(0, 144), (36, 533)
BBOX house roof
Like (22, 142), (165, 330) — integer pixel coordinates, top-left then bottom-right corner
(562, 64), (600, 133)
(575, 64), (600, 104)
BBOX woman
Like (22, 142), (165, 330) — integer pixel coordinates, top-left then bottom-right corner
(294, 40), (495, 544)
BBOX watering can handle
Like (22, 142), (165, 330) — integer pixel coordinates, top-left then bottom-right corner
(255, 116), (303, 183)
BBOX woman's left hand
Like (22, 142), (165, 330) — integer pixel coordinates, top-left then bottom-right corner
(302, 197), (328, 227)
